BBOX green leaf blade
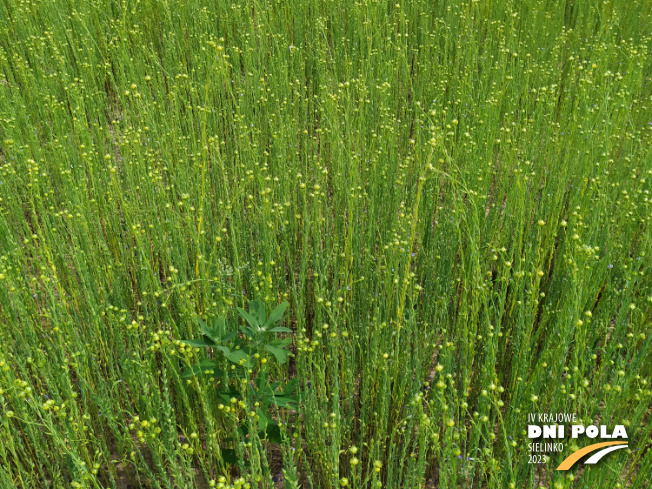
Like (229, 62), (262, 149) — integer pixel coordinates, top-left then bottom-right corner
(265, 344), (289, 364)
(265, 301), (288, 327)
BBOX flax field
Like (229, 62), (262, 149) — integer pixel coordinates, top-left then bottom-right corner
(0, 0), (651, 488)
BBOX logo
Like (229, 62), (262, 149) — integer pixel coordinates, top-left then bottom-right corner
(555, 442), (628, 470)
(526, 412), (628, 470)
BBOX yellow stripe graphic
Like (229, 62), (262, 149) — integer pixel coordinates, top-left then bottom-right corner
(556, 441), (628, 470)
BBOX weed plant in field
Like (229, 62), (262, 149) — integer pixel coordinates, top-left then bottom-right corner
(177, 300), (299, 480)
(0, 0), (651, 488)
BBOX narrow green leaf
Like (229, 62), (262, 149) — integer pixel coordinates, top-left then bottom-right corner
(211, 315), (227, 337)
(265, 344), (289, 364)
(201, 323), (219, 343)
(268, 326), (292, 333)
(236, 306), (259, 328)
(249, 299), (267, 326)
(282, 378), (297, 396)
(254, 369), (269, 390)
(256, 407), (271, 431)
(268, 337), (292, 348)
(268, 395), (297, 409)
(222, 331), (238, 342)
(265, 301), (288, 327)
(225, 349), (252, 367)
(239, 325), (255, 338)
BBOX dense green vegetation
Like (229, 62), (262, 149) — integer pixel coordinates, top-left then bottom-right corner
(0, 0), (651, 487)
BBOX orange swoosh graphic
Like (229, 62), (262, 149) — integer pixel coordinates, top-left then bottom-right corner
(556, 441), (628, 470)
